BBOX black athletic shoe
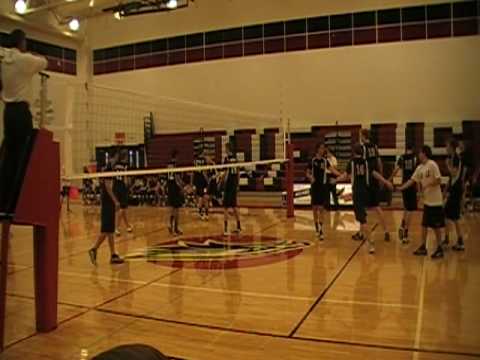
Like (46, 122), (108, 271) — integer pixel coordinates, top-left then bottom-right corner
(384, 232), (391, 242)
(175, 229), (183, 236)
(431, 247), (444, 259)
(452, 242), (465, 251)
(413, 245), (428, 256)
(110, 254), (124, 264)
(88, 248), (97, 266)
(398, 227), (405, 241)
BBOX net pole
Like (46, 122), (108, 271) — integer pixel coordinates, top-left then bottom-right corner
(286, 142), (295, 218)
(39, 72), (50, 129)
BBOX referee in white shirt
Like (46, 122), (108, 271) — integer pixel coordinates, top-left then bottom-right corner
(0, 29), (48, 216)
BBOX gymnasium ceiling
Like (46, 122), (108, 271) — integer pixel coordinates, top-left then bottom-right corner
(0, 0), (191, 40)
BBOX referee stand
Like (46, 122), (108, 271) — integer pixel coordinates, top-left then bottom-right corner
(0, 72), (60, 352)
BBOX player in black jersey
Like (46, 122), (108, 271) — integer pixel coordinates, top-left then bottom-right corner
(221, 143), (241, 235)
(337, 143), (393, 254)
(358, 129), (390, 242)
(443, 138), (465, 251)
(167, 150), (184, 236)
(205, 156), (218, 212)
(193, 151), (209, 220)
(88, 149), (124, 265)
(390, 145), (418, 243)
(306, 143), (340, 240)
(113, 151), (133, 236)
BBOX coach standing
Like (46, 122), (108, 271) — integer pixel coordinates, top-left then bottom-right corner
(0, 29), (47, 216)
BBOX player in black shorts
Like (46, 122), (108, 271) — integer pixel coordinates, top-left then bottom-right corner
(390, 145), (418, 243)
(88, 150), (124, 265)
(398, 146), (446, 259)
(167, 150), (184, 236)
(443, 138), (465, 251)
(193, 151), (209, 220)
(337, 143), (393, 254)
(357, 129), (390, 242)
(306, 143), (340, 240)
(113, 151), (133, 236)
(221, 143), (241, 235)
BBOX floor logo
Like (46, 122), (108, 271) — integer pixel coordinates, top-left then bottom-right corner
(124, 235), (312, 269)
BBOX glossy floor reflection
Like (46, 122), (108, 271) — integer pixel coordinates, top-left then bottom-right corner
(2, 204), (480, 359)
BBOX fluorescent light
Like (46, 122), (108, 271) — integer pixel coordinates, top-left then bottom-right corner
(166, 0), (177, 9)
(14, 0), (27, 14)
(68, 18), (80, 31)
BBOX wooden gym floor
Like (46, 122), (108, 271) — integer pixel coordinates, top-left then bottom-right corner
(2, 204), (480, 359)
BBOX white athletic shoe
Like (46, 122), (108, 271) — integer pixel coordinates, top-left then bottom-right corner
(115, 230), (121, 236)
(126, 226), (133, 233)
(368, 240), (375, 254)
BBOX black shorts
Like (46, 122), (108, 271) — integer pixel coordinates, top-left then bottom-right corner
(353, 189), (368, 224)
(168, 185), (184, 208)
(445, 192), (462, 221)
(208, 180), (217, 196)
(310, 183), (329, 207)
(223, 186), (238, 208)
(194, 176), (207, 195)
(195, 185), (207, 197)
(422, 205), (445, 229)
(367, 182), (380, 208)
(114, 183), (129, 209)
(101, 202), (115, 233)
(402, 188), (418, 211)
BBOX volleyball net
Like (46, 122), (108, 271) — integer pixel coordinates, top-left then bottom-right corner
(34, 75), (293, 212)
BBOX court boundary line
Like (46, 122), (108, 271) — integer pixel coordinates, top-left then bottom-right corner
(94, 307), (480, 358)
(287, 224), (377, 337)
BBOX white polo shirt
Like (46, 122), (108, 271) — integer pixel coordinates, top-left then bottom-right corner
(0, 47), (48, 104)
(326, 154), (337, 174)
(412, 159), (443, 206)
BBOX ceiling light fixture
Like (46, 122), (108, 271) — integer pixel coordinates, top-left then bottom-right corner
(68, 18), (80, 31)
(103, 0), (188, 18)
(14, 0), (27, 14)
(166, 0), (177, 9)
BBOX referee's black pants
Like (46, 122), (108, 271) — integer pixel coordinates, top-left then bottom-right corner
(0, 102), (33, 214)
